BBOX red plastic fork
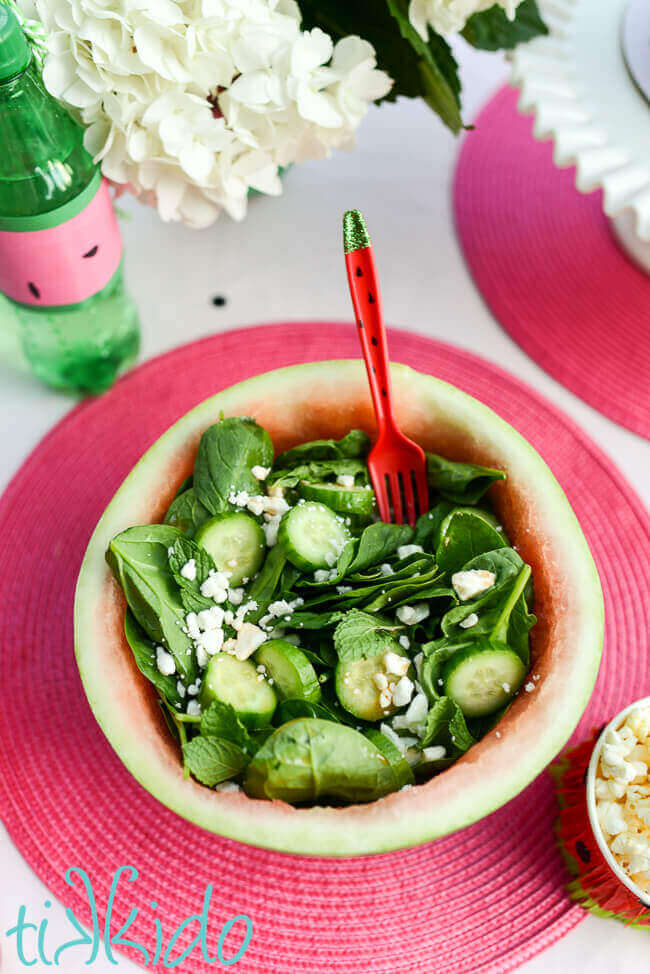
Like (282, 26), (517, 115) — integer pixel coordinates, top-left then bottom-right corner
(343, 209), (429, 526)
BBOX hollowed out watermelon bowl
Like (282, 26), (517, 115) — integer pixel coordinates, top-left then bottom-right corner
(74, 361), (604, 856)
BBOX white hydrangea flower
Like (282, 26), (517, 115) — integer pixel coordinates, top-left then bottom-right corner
(408, 0), (522, 39)
(29, 0), (391, 227)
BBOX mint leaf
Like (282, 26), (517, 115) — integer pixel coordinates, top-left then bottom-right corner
(462, 0), (547, 51)
(333, 609), (403, 663)
(168, 536), (217, 612)
(269, 458), (367, 489)
(182, 736), (248, 786)
(200, 701), (251, 750)
(194, 417), (274, 516)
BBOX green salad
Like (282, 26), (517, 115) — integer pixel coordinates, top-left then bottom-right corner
(106, 416), (536, 805)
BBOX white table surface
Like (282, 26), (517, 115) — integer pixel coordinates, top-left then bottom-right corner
(1, 41), (649, 974)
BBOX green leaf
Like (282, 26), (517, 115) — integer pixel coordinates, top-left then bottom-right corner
(420, 696), (475, 753)
(124, 610), (182, 706)
(414, 501), (453, 551)
(333, 609), (403, 664)
(346, 522), (415, 574)
(247, 545), (287, 619)
(164, 487), (210, 538)
(106, 524), (196, 682)
(426, 453), (505, 504)
(385, 0), (463, 133)
(435, 508), (507, 575)
(441, 547), (527, 628)
(182, 736), (249, 787)
(168, 536), (217, 612)
(194, 417), (274, 516)
(275, 698), (347, 725)
(200, 700), (252, 750)
(274, 429), (370, 466)
(298, 0), (462, 131)
(462, 0), (548, 51)
(269, 458), (367, 490)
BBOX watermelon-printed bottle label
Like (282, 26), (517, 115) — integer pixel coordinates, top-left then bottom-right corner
(0, 176), (122, 307)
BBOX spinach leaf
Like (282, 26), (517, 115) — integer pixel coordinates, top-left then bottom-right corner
(106, 524), (196, 682)
(462, 0), (547, 51)
(442, 547), (527, 628)
(164, 488), (210, 538)
(274, 429), (370, 467)
(414, 501), (453, 551)
(182, 736), (248, 787)
(194, 417), (274, 516)
(436, 508), (506, 575)
(285, 609), (346, 630)
(124, 610), (182, 706)
(275, 698), (347, 725)
(247, 545), (286, 621)
(269, 458), (367, 490)
(426, 453), (505, 504)
(420, 696), (475, 753)
(346, 522), (415, 574)
(200, 700), (253, 752)
(168, 536), (217, 612)
(333, 609), (403, 664)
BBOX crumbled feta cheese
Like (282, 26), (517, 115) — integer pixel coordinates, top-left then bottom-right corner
(186, 679), (201, 697)
(314, 568), (338, 583)
(246, 495), (266, 517)
(525, 682), (535, 693)
(501, 682), (511, 693)
(399, 635), (410, 650)
(383, 651), (410, 677)
(268, 484), (285, 499)
(200, 571), (230, 601)
(185, 612), (201, 640)
(180, 559), (197, 581)
(459, 612), (479, 629)
(379, 689), (393, 709)
(380, 563), (394, 576)
(215, 781), (242, 793)
(263, 515), (281, 547)
(228, 587), (245, 606)
(197, 606), (224, 631)
(422, 745), (446, 762)
(397, 544), (424, 560)
(176, 680), (186, 699)
(196, 627), (224, 657)
(451, 569), (496, 601)
(186, 700), (201, 716)
(195, 644), (209, 668)
(392, 676), (415, 708)
(373, 673), (389, 690)
(396, 603), (430, 625)
(229, 489), (250, 507)
(233, 622), (266, 660)
(392, 692), (429, 736)
(156, 646), (176, 676)
(336, 585), (352, 594)
(337, 474), (356, 488)
(232, 601), (258, 631)
(379, 723), (418, 756)
(251, 465), (271, 480)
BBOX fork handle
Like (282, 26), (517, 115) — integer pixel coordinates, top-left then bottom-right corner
(345, 244), (396, 438)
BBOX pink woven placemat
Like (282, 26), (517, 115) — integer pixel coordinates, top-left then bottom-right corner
(1, 323), (649, 974)
(454, 86), (650, 440)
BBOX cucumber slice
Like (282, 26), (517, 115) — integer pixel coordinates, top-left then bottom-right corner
(199, 652), (276, 729)
(365, 729), (415, 789)
(298, 482), (376, 518)
(335, 649), (413, 721)
(254, 639), (321, 703)
(278, 501), (351, 571)
(195, 512), (265, 586)
(442, 643), (526, 718)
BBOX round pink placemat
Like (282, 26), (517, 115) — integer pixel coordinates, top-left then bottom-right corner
(1, 323), (649, 974)
(454, 85), (650, 441)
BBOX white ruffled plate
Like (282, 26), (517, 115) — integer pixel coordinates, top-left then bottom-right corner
(510, 0), (650, 272)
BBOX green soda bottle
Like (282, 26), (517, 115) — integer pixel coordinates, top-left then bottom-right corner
(0, 6), (139, 394)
